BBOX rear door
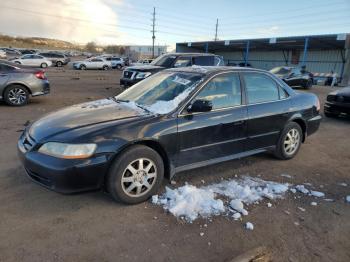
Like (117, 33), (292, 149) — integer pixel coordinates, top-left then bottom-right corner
(0, 64), (11, 89)
(242, 72), (291, 150)
(177, 72), (247, 167)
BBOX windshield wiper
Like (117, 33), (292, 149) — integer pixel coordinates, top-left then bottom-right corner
(135, 103), (151, 113)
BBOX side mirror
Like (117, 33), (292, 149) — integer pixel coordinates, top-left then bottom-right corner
(187, 99), (213, 113)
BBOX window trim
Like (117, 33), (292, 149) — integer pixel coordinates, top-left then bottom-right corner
(240, 71), (290, 106)
(178, 71), (245, 116)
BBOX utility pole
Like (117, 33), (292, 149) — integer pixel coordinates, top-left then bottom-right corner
(214, 18), (219, 41)
(152, 7), (156, 58)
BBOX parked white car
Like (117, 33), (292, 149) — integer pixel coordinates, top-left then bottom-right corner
(131, 59), (154, 66)
(12, 54), (52, 68)
(72, 58), (112, 70)
(0, 50), (6, 59)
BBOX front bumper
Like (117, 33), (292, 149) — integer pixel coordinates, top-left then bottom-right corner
(17, 134), (110, 194)
(324, 101), (350, 115)
(120, 77), (142, 87)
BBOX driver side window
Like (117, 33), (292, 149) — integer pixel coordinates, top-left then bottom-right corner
(193, 73), (242, 110)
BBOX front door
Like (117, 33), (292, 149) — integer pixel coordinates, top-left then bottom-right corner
(176, 72), (248, 168)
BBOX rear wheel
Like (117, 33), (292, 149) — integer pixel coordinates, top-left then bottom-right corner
(274, 122), (303, 160)
(116, 64), (122, 69)
(56, 61), (63, 67)
(4, 85), (29, 106)
(107, 145), (164, 204)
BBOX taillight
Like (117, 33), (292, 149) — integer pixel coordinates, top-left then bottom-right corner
(35, 71), (46, 80)
(316, 98), (320, 112)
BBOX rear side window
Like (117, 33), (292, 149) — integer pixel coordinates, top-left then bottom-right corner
(194, 73), (241, 109)
(243, 73), (279, 104)
(193, 56), (214, 66)
(174, 57), (192, 67)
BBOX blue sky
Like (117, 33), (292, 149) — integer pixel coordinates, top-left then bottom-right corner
(0, 0), (349, 49)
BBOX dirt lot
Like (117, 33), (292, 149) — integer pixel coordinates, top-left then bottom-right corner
(0, 68), (349, 262)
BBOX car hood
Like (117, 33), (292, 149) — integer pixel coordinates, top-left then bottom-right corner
(330, 87), (350, 97)
(28, 98), (148, 141)
(125, 65), (164, 72)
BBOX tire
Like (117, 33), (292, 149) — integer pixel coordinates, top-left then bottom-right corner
(274, 122), (303, 160)
(102, 65), (109, 70)
(107, 145), (164, 204)
(4, 85), (29, 106)
(14, 61), (21, 64)
(304, 79), (312, 89)
(41, 63), (48, 68)
(80, 64), (86, 70)
(56, 61), (63, 67)
(116, 64), (122, 69)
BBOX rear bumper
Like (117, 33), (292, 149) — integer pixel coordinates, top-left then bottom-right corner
(324, 102), (350, 115)
(31, 81), (50, 97)
(17, 138), (109, 194)
(306, 115), (322, 136)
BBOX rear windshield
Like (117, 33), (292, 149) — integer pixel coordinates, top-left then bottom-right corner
(151, 55), (177, 67)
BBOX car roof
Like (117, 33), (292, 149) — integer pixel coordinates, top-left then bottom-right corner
(164, 66), (270, 75)
(165, 52), (219, 57)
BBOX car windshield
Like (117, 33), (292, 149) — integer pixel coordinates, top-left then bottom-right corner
(270, 67), (291, 74)
(115, 71), (204, 114)
(150, 55), (177, 67)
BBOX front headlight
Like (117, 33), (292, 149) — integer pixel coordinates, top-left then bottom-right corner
(135, 72), (152, 79)
(38, 142), (97, 159)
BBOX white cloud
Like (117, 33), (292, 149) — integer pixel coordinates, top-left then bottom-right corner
(0, 0), (122, 44)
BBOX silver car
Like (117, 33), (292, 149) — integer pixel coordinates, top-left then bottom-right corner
(0, 60), (50, 106)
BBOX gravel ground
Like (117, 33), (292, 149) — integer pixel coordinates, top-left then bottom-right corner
(0, 68), (349, 262)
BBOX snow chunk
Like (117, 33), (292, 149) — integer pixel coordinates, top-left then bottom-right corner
(230, 199), (248, 216)
(311, 202), (318, 206)
(338, 182), (347, 187)
(296, 185), (309, 194)
(245, 222), (254, 230)
(310, 190), (325, 198)
(280, 174), (292, 178)
(151, 195), (158, 204)
(232, 212), (241, 220)
(267, 202), (272, 208)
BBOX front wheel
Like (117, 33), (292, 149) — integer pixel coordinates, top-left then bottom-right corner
(107, 145), (164, 204)
(116, 64), (122, 69)
(102, 65), (109, 70)
(40, 63), (48, 68)
(56, 61), (63, 67)
(80, 64), (86, 70)
(274, 122), (303, 160)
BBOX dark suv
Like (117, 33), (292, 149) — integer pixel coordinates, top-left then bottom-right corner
(38, 52), (70, 67)
(120, 53), (224, 87)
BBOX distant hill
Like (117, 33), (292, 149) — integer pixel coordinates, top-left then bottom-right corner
(0, 34), (83, 50)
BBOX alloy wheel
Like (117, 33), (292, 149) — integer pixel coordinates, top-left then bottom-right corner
(8, 88), (27, 105)
(284, 128), (300, 155)
(121, 158), (157, 197)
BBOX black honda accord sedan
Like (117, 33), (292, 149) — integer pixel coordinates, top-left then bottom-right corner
(18, 67), (321, 204)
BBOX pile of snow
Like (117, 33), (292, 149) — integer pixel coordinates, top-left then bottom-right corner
(152, 185), (224, 222)
(245, 222), (254, 230)
(152, 176), (290, 222)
